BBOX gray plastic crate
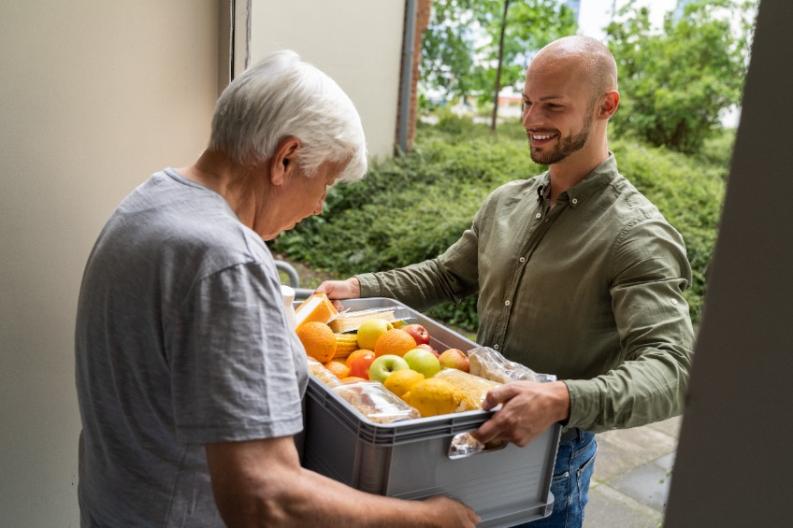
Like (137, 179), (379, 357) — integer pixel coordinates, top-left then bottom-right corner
(301, 298), (561, 527)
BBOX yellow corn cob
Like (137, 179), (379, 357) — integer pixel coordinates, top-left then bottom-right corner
(333, 333), (359, 359)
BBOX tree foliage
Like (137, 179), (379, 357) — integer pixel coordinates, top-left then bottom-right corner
(606, 0), (756, 153)
(420, 0), (576, 107)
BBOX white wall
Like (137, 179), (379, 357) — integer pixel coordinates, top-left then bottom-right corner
(249, 0), (406, 159)
(0, 2), (220, 526)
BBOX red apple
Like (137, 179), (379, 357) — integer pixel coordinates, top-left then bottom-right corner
(439, 348), (470, 372)
(416, 343), (440, 358)
(402, 324), (430, 345)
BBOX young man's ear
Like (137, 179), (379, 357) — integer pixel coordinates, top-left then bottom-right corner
(598, 90), (620, 119)
(269, 137), (301, 186)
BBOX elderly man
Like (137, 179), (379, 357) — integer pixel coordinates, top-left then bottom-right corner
(319, 36), (693, 528)
(75, 51), (477, 527)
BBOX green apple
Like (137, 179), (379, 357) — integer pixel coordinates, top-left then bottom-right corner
(403, 347), (442, 378)
(368, 354), (410, 383)
(357, 319), (392, 350)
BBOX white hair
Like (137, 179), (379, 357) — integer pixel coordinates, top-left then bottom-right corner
(209, 50), (367, 182)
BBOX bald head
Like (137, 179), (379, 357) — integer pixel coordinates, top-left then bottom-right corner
(531, 36), (617, 100)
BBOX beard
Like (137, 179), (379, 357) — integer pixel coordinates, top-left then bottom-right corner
(528, 112), (593, 165)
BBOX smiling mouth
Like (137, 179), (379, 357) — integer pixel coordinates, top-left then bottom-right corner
(528, 131), (559, 146)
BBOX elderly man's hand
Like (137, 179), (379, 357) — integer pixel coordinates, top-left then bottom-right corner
(316, 278), (360, 300)
(472, 381), (570, 447)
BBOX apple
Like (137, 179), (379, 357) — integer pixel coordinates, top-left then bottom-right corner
(368, 354), (410, 383)
(347, 349), (376, 379)
(357, 319), (392, 350)
(439, 348), (470, 372)
(416, 343), (440, 358)
(402, 324), (431, 345)
(403, 347), (442, 378)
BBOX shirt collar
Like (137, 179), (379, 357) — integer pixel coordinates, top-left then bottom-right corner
(536, 153), (618, 208)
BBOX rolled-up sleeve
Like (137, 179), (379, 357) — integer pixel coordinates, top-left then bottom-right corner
(565, 218), (694, 431)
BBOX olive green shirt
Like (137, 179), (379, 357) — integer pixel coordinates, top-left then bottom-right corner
(356, 154), (693, 432)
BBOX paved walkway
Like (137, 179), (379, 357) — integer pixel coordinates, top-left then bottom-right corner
(584, 416), (681, 528)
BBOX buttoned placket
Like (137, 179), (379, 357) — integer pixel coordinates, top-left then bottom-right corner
(489, 191), (569, 351)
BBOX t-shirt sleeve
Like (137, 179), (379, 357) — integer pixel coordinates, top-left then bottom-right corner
(166, 261), (304, 444)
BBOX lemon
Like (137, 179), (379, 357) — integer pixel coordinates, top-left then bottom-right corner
(384, 369), (425, 398)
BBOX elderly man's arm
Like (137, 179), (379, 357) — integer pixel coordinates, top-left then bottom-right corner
(206, 436), (478, 528)
(563, 218), (694, 432)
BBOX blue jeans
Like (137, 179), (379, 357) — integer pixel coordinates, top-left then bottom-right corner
(512, 429), (597, 528)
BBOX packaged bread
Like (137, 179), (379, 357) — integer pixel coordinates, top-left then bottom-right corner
(306, 357), (341, 388)
(434, 368), (501, 411)
(333, 382), (420, 424)
(467, 346), (538, 383)
(295, 292), (338, 329)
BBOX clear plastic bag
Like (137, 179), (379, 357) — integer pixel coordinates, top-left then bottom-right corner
(467, 346), (557, 384)
(434, 368), (501, 411)
(307, 357), (341, 388)
(333, 382), (421, 424)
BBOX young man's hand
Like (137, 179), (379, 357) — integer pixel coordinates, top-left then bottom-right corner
(316, 278), (361, 300)
(473, 381), (570, 447)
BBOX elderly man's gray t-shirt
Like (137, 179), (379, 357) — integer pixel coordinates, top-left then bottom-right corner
(75, 169), (308, 527)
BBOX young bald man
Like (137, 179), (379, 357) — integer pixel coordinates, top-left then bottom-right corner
(319, 36), (693, 527)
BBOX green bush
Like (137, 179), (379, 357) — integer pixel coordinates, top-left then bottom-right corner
(274, 117), (727, 330)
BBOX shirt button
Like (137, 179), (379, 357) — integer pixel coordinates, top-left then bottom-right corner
(535, 212), (542, 219)
(493, 344), (500, 350)
(572, 198), (579, 205)
(504, 300), (511, 307)
(519, 256), (526, 263)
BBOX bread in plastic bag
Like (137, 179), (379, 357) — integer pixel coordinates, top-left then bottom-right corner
(306, 357), (341, 388)
(468, 346), (541, 383)
(333, 382), (421, 424)
(434, 368), (501, 411)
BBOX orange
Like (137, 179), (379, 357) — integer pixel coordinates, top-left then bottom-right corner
(374, 329), (417, 358)
(325, 360), (350, 379)
(297, 321), (337, 363)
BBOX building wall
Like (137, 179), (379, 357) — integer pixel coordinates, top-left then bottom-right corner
(249, 0), (406, 160)
(0, 2), (220, 526)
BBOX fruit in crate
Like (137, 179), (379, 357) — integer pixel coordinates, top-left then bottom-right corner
(294, 292), (338, 329)
(325, 360), (350, 379)
(333, 333), (359, 359)
(402, 378), (463, 417)
(416, 343), (440, 358)
(438, 348), (470, 372)
(383, 369), (425, 397)
(401, 324), (430, 345)
(368, 354), (410, 383)
(356, 319), (392, 350)
(297, 322), (337, 363)
(403, 347), (442, 378)
(346, 349), (376, 379)
(374, 329), (417, 357)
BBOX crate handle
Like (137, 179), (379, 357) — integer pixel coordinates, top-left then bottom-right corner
(447, 432), (508, 459)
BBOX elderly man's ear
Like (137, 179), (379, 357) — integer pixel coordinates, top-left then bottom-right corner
(597, 91), (620, 120)
(269, 137), (302, 186)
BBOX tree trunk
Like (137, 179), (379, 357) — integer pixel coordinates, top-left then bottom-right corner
(490, 0), (511, 131)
